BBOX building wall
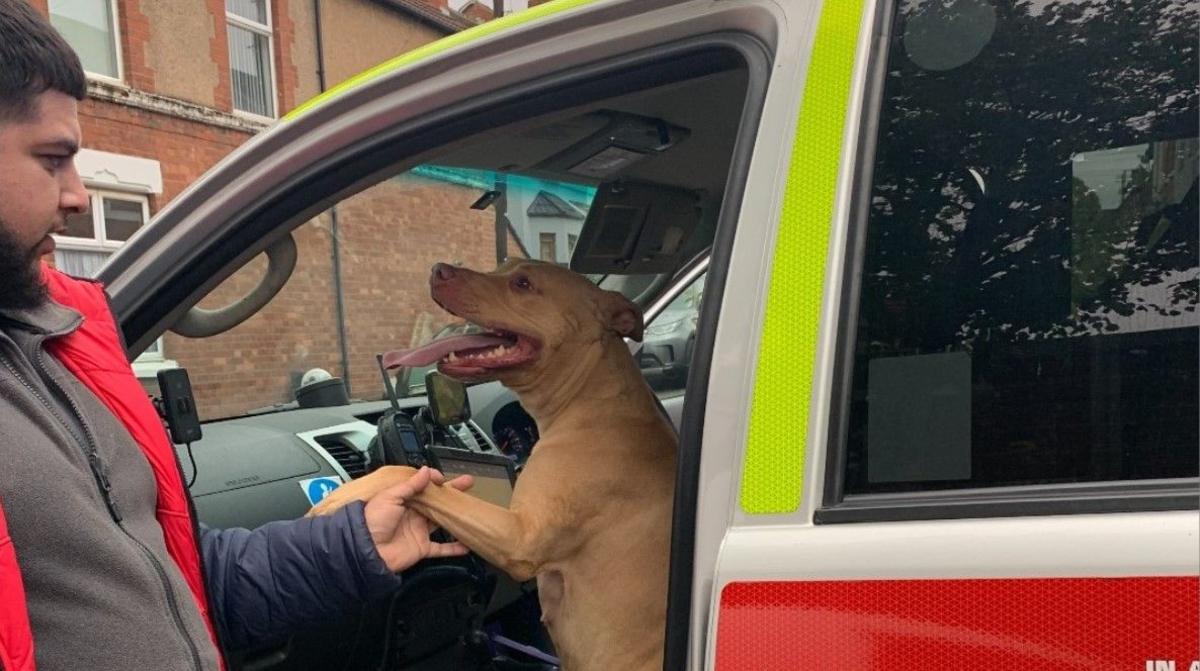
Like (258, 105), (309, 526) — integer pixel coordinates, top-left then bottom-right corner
(142, 0), (221, 107)
(271, 0), (303, 113)
(54, 0), (458, 205)
(77, 97), (251, 209)
(28, 0), (521, 419)
(288, 0), (322, 104)
(317, 0), (445, 87)
(288, 0), (445, 105)
(168, 177), (528, 420)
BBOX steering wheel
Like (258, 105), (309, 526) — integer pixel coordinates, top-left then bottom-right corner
(364, 409), (498, 669)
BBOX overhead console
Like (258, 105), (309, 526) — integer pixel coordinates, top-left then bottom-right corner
(535, 111), (690, 180)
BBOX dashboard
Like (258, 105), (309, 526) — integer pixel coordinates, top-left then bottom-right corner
(176, 398), (501, 530)
(177, 394), (549, 670)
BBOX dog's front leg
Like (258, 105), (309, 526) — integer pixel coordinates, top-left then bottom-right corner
(412, 484), (553, 582)
(305, 465), (419, 517)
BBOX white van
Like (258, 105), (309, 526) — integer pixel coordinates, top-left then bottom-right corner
(102, 0), (1199, 668)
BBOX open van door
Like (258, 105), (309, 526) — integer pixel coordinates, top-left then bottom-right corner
(699, 1), (1199, 669)
(98, 0), (1197, 668)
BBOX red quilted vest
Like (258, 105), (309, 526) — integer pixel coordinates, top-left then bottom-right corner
(0, 267), (223, 670)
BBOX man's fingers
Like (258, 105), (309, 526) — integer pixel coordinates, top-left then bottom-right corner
(428, 471), (472, 492)
(427, 540), (470, 558)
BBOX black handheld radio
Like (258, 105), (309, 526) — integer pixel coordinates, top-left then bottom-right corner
(375, 354), (440, 471)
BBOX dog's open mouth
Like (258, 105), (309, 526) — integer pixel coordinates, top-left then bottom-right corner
(382, 326), (540, 375)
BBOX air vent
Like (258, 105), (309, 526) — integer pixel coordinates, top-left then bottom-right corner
(456, 422), (493, 451)
(313, 435), (369, 479)
(467, 422), (491, 450)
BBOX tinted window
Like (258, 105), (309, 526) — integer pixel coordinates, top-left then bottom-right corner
(845, 0), (1199, 494)
(640, 273), (705, 395)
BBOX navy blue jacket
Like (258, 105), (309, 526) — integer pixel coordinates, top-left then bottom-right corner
(200, 501), (403, 650)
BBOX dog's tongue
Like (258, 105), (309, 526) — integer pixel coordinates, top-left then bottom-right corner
(382, 334), (511, 368)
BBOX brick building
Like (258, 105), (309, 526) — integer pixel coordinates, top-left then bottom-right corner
(30, 0), (544, 418)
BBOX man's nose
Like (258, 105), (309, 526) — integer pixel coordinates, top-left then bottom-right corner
(431, 263), (457, 284)
(60, 163), (89, 214)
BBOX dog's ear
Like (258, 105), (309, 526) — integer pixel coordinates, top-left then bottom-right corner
(598, 290), (644, 342)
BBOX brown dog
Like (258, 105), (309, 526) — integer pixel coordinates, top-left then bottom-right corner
(310, 259), (677, 671)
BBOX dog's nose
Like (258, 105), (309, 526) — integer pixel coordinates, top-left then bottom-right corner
(431, 263), (457, 283)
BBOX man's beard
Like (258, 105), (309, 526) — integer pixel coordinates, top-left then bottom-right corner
(0, 219), (49, 310)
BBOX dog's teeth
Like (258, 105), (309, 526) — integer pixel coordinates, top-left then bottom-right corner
(447, 352), (459, 362)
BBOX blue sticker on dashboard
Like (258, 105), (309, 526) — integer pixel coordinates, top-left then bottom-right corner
(300, 476), (343, 505)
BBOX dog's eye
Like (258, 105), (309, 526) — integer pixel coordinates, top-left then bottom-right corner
(512, 275), (533, 292)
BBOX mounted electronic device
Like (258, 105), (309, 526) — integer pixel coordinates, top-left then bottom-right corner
(423, 371), (488, 453)
(425, 370), (471, 426)
(374, 354), (440, 470)
(154, 368), (203, 488)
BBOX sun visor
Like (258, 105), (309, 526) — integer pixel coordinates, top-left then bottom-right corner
(569, 180), (702, 275)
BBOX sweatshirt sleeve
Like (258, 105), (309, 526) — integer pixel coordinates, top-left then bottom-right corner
(199, 501), (403, 650)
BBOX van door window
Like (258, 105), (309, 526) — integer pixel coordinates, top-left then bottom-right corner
(841, 0), (1198, 495)
(162, 59), (750, 422)
(640, 273), (704, 395)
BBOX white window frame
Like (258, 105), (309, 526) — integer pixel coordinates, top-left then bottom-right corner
(539, 232), (558, 263)
(226, 1), (279, 121)
(53, 189), (176, 377)
(48, 0), (124, 85)
(54, 188), (148, 255)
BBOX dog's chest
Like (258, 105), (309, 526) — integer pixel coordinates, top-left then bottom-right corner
(536, 569), (565, 626)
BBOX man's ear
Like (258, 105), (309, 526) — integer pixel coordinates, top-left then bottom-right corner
(598, 290), (644, 342)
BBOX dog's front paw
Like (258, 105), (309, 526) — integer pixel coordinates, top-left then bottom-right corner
(306, 465), (420, 517)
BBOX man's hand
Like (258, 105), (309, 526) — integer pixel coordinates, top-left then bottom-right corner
(363, 466), (474, 572)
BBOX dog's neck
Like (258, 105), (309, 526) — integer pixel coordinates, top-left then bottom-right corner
(506, 334), (650, 434)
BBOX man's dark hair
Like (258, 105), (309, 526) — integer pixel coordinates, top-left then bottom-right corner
(0, 0), (87, 123)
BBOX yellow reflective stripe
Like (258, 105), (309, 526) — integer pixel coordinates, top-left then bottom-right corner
(742, 0), (867, 514)
(285, 0), (600, 122)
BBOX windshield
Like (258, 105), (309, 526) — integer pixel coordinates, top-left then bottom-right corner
(413, 165), (596, 263)
(147, 62), (751, 420)
(173, 163), (676, 419)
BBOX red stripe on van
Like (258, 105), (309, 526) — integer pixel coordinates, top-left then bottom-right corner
(714, 577), (1198, 670)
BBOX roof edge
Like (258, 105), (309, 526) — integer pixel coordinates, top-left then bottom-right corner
(371, 0), (476, 33)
